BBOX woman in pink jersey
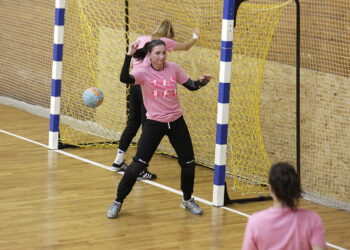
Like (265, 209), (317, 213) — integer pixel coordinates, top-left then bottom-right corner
(242, 162), (327, 250)
(107, 39), (212, 218)
(111, 20), (199, 181)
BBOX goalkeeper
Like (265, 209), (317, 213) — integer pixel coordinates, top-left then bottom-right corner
(111, 20), (199, 180)
(107, 39), (212, 218)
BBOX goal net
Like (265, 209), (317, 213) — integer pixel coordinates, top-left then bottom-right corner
(59, 0), (290, 196)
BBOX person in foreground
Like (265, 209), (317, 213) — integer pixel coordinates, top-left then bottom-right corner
(107, 39), (212, 218)
(242, 162), (327, 250)
(111, 20), (199, 181)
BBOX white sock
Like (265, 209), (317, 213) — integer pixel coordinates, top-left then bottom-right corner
(114, 149), (125, 165)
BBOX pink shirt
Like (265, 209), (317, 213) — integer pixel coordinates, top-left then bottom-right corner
(242, 207), (327, 250)
(132, 62), (189, 122)
(132, 35), (176, 70)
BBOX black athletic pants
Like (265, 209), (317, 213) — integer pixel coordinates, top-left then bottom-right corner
(118, 85), (146, 152)
(116, 116), (196, 203)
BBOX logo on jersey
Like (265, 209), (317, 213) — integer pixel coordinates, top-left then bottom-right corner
(150, 76), (177, 98)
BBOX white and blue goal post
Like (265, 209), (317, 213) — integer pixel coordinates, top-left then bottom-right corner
(213, 0), (236, 207)
(49, 0), (66, 150)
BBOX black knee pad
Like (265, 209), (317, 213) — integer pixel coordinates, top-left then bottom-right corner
(127, 159), (147, 176)
(179, 159), (195, 195)
(180, 159), (196, 175)
(179, 158), (195, 168)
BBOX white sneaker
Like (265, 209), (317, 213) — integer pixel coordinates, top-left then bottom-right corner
(107, 201), (122, 218)
(181, 198), (203, 215)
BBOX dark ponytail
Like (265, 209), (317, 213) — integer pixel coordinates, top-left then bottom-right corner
(133, 39), (166, 61)
(269, 162), (302, 211)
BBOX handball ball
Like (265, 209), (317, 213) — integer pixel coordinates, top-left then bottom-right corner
(82, 87), (104, 108)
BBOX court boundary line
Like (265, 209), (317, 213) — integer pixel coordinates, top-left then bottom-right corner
(0, 128), (345, 250)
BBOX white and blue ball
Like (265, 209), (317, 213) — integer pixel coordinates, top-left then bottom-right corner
(82, 87), (104, 108)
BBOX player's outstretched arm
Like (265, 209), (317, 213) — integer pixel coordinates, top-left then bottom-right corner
(182, 74), (212, 91)
(174, 32), (199, 51)
(120, 41), (139, 84)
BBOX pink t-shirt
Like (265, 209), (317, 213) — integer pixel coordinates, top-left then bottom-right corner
(132, 62), (189, 122)
(242, 207), (327, 250)
(132, 35), (176, 70)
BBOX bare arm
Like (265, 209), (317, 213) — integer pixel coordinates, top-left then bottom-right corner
(173, 33), (199, 51)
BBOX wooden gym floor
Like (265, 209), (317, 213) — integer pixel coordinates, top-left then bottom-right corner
(0, 104), (349, 250)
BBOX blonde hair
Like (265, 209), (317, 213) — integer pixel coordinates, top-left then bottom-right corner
(151, 20), (175, 39)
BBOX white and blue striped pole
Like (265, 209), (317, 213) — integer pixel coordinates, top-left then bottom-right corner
(49, 0), (66, 150)
(213, 0), (235, 206)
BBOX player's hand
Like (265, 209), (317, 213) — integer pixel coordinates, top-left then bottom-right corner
(127, 40), (140, 56)
(197, 74), (212, 88)
(192, 32), (199, 40)
(199, 74), (213, 82)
